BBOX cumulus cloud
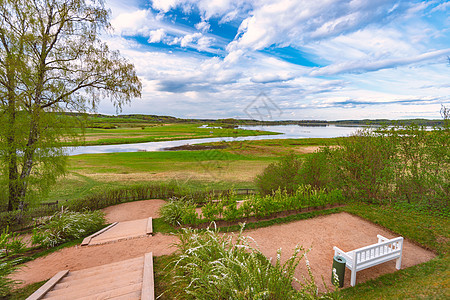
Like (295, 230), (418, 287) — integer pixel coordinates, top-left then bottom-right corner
(228, 0), (412, 52)
(195, 21), (210, 32)
(102, 0), (450, 120)
(148, 29), (166, 43)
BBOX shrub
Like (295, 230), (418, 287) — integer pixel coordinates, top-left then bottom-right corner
(31, 208), (105, 248)
(0, 227), (26, 257)
(67, 182), (227, 211)
(0, 206), (59, 232)
(159, 197), (199, 226)
(0, 258), (19, 297)
(299, 148), (336, 189)
(255, 153), (302, 195)
(201, 201), (223, 222)
(168, 225), (340, 299)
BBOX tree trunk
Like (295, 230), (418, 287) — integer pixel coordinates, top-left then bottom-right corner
(5, 57), (19, 211)
(18, 113), (40, 202)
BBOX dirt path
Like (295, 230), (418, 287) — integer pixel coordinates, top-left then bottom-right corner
(13, 200), (436, 293)
(101, 199), (166, 223)
(244, 212), (436, 291)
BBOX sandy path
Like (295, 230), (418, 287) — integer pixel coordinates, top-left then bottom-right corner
(244, 212), (436, 290)
(13, 200), (436, 293)
(101, 199), (166, 223)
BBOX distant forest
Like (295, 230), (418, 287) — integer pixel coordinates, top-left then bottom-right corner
(62, 112), (445, 127)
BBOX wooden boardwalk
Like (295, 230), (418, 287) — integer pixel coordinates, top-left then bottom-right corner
(26, 253), (155, 300)
(82, 218), (153, 246)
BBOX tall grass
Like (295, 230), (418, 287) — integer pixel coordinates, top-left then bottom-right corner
(66, 182), (219, 211)
(166, 225), (339, 299)
(31, 208), (105, 248)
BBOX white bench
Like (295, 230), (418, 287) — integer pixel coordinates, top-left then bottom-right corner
(333, 235), (403, 286)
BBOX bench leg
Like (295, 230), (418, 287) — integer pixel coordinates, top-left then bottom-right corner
(350, 270), (357, 287)
(396, 256), (402, 270)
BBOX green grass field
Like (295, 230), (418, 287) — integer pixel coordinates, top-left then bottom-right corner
(12, 134), (448, 299)
(49, 138), (332, 202)
(72, 123), (279, 146)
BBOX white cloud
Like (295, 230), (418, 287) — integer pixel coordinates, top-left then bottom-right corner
(111, 10), (149, 35)
(148, 29), (166, 43)
(310, 48), (450, 76)
(101, 1), (450, 120)
(195, 21), (210, 32)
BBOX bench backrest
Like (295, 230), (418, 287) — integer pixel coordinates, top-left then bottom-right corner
(353, 237), (403, 265)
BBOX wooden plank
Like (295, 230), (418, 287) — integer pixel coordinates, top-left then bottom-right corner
(75, 283), (142, 300)
(60, 261), (143, 283)
(141, 252), (155, 300)
(44, 271), (143, 298)
(109, 290), (141, 300)
(146, 217), (153, 235)
(81, 222), (118, 246)
(65, 257), (143, 279)
(89, 233), (148, 245)
(26, 270), (69, 300)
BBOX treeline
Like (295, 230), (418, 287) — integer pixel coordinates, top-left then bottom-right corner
(59, 112), (445, 127)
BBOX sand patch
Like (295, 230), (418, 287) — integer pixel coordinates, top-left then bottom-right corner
(102, 199), (166, 223)
(244, 212), (436, 291)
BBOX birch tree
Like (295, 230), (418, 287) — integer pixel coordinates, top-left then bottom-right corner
(0, 0), (141, 210)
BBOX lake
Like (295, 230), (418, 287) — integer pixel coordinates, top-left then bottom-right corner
(68, 125), (363, 156)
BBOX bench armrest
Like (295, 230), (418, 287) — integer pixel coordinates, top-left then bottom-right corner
(333, 246), (352, 262)
(377, 234), (389, 243)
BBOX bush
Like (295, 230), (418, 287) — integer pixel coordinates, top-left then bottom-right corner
(67, 182), (226, 211)
(0, 258), (19, 297)
(255, 153), (302, 195)
(31, 208), (105, 248)
(0, 227), (26, 257)
(168, 225), (340, 299)
(159, 197), (199, 226)
(299, 148), (336, 189)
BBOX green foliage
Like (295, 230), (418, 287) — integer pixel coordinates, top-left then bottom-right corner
(0, 0), (141, 210)
(0, 226), (26, 257)
(167, 225), (339, 299)
(0, 258), (20, 297)
(255, 153), (303, 195)
(0, 228), (24, 297)
(299, 149), (335, 189)
(31, 209), (105, 248)
(177, 186), (343, 225)
(159, 198), (199, 226)
(66, 182), (215, 211)
(0, 206), (59, 232)
(300, 122), (449, 209)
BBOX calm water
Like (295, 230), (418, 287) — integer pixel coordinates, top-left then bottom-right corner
(68, 125), (363, 156)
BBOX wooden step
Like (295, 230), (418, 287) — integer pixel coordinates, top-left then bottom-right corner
(27, 252), (154, 300)
(65, 257), (143, 278)
(45, 270), (143, 297)
(45, 283), (142, 300)
(57, 265), (143, 287)
(63, 258), (143, 281)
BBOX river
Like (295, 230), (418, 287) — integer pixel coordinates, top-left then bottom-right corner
(68, 125), (363, 156)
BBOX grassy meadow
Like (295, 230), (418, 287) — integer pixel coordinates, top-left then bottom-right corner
(4, 121), (448, 299)
(48, 138), (336, 202)
(73, 122), (279, 146)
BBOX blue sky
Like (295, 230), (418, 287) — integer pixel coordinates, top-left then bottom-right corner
(101, 0), (450, 120)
